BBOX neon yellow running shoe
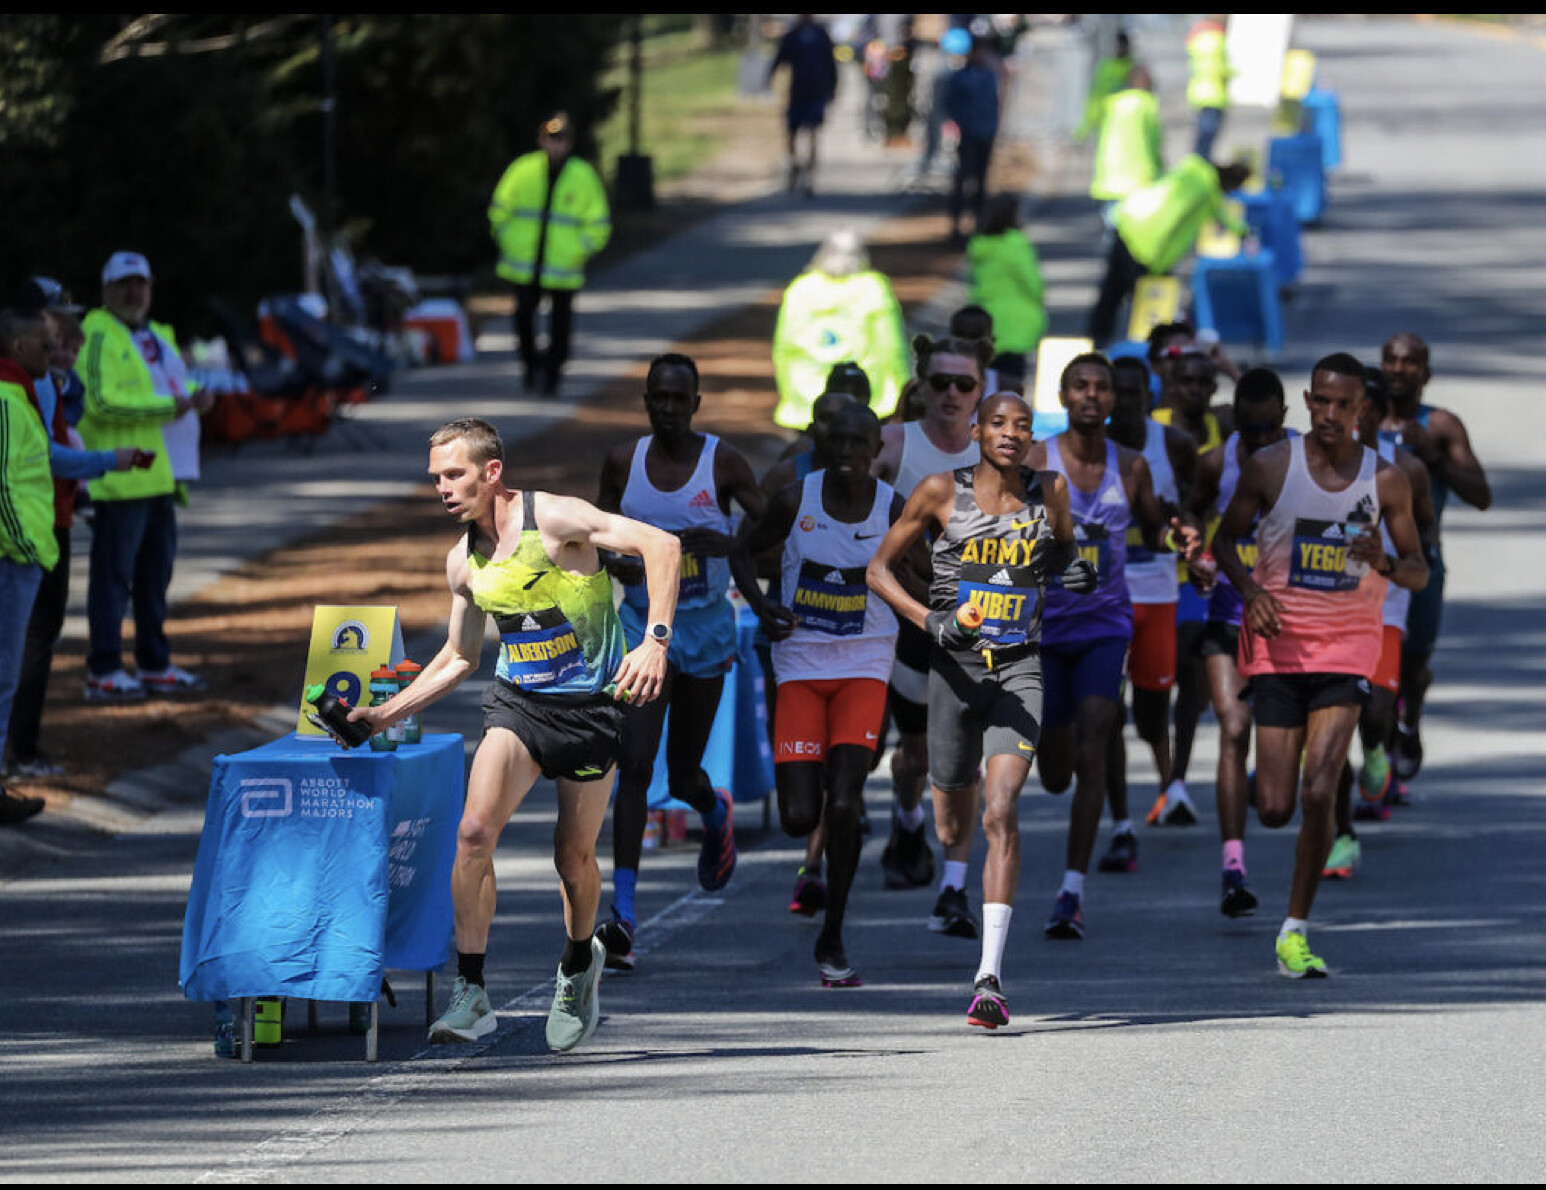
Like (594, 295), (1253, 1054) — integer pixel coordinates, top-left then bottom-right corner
(1276, 931), (1329, 979)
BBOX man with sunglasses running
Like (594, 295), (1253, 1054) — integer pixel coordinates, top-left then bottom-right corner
(873, 334), (993, 935)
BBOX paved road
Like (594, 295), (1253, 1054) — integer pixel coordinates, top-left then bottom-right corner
(4, 18), (1545, 1182)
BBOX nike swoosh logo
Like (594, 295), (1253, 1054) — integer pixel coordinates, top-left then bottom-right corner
(1017, 741), (1036, 753)
(855, 532), (881, 540)
(522, 573), (544, 589)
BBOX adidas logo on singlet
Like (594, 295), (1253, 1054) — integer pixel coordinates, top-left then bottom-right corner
(989, 569), (1012, 586)
(1321, 524), (1345, 541)
(1099, 485), (1124, 507)
(521, 614), (541, 632)
(688, 489), (716, 509)
(825, 570), (845, 584)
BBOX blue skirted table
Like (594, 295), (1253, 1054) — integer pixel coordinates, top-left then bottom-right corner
(180, 732), (463, 1061)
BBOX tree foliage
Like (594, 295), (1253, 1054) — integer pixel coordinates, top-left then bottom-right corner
(0, 14), (627, 332)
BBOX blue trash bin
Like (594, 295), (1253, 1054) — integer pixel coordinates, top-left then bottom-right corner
(1268, 134), (1327, 224)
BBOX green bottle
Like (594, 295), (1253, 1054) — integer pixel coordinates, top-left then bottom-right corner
(368, 667), (399, 752)
(394, 660), (422, 745)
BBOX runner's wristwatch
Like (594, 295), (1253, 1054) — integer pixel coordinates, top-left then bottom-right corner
(647, 622), (672, 645)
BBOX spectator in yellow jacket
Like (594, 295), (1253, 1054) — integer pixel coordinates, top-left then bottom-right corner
(489, 112), (612, 396)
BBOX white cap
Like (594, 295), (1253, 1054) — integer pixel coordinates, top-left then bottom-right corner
(102, 251), (152, 285)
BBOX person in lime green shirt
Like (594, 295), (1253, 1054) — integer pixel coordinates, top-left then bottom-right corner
(1087, 157), (1252, 348)
(1077, 31), (1134, 141)
(1187, 18), (1234, 160)
(967, 194), (1045, 388)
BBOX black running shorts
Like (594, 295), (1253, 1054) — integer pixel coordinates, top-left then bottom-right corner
(481, 679), (623, 782)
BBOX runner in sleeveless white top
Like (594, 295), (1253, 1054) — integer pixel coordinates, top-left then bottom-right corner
(1031, 353), (1198, 942)
(872, 334), (991, 933)
(1213, 353), (1427, 980)
(756, 387), (861, 916)
(1098, 356), (1198, 874)
(734, 405), (902, 985)
(593, 353), (765, 971)
(1323, 371), (1438, 878)
(869, 392), (1095, 1029)
(1189, 369), (1293, 918)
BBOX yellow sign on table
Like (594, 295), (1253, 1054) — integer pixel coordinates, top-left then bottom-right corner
(296, 605), (405, 735)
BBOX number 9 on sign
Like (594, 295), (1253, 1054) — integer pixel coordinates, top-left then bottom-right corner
(325, 670), (363, 709)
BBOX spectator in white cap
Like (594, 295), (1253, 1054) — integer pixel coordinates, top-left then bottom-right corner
(77, 251), (213, 700)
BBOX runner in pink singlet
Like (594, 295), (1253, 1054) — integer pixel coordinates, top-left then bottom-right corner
(1212, 354), (1427, 981)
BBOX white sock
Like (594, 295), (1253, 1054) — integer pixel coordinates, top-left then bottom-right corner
(1280, 916), (1308, 937)
(898, 802), (926, 832)
(1113, 818), (1134, 837)
(975, 903), (1012, 983)
(1060, 870), (1085, 898)
(940, 860), (969, 892)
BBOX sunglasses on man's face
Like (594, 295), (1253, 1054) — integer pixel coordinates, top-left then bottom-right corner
(927, 372), (980, 394)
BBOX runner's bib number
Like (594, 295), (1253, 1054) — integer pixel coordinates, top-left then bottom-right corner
(791, 561), (868, 635)
(494, 607), (586, 689)
(959, 561), (1041, 646)
(1288, 518), (1366, 592)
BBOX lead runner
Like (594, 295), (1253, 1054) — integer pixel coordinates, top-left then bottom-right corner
(868, 392), (1095, 1028)
(354, 418), (681, 1052)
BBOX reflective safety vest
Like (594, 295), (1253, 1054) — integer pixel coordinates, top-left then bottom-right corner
(1187, 24), (1232, 110)
(78, 310), (179, 501)
(1090, 88), (1163, 202)
(489, 151), (612, 290)
(0, 364), (60, 570)
(1115, 155), (1247, 276)
(1077, 54), (1133, 140)
(771, 270), (908, 429)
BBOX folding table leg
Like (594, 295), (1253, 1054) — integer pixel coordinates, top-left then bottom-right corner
(425, 971), (435, 1028)
(308, 1000), (319, 1032)
(366, 1001), (379, 1063)
(240, 997), (254, 1064)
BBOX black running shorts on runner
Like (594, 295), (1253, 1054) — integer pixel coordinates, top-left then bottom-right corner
(1200, 619), (1240, 659)
(481, 679), (623, 782)
(1245, 672), (1371, 730)
(927, 644), (1043, 792)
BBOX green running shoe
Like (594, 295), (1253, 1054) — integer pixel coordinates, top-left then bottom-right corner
(1359, 744), (1392, 803)
(1276, 931), (1329, 979)
(547, 937), (605, 1053)
(428, 976), (496, 1043)
(1322, 834), (1361, 880)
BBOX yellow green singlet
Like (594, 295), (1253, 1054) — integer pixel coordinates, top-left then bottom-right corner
(467, 490), (624, 696)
